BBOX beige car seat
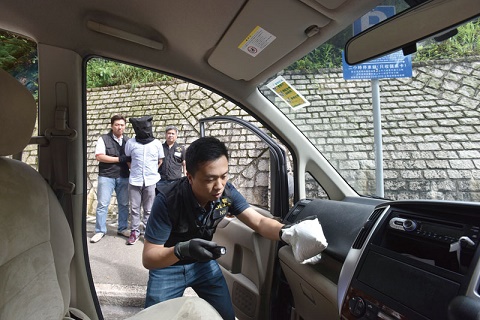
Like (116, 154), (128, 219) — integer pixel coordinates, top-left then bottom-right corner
(0, 68), (222, 320)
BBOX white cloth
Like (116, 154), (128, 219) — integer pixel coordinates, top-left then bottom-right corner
(281, 218), (328, 264)
(125, 138), (164, 187)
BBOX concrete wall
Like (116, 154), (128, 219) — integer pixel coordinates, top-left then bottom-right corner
(22, 57), (480, 215)
(85, 80), (275, 215)
(268, 57), (480, 201)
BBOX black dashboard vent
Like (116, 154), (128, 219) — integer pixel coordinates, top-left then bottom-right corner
(368, 208), (384, 223)
(352, 208), (385, 249)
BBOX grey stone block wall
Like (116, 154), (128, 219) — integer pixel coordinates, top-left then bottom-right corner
(22, 57), (480, 216)
(267, 57), (480, 201)
(85, 80), (275, 215)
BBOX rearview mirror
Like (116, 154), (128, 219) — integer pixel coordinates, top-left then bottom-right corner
(344, 0), (480, 65)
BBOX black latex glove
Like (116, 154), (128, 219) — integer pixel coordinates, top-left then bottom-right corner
(174, 238), (222, 262)
(118, 155), (131, 163)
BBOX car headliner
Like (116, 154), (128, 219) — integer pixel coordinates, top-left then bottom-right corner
(0, 0), (381, 102)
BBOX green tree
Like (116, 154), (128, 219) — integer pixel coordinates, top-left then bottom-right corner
(0, 31), (38, 96)
(86, 58), (171, 88)
(414, 20), (480, 61)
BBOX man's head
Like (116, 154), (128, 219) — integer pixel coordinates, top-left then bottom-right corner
(110, 114), (126, 138)
(165, 125), (178, 146)
(129, 116), (154, 141)
(186, 137), (229, 206)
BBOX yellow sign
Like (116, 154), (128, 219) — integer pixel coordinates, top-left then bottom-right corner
(267, 76), (310, 109)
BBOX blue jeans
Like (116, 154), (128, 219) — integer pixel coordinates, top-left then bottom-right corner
(145, 260), (235, 320)
(95, 176), (129, 234)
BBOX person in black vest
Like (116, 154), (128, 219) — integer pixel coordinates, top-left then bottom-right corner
(156, 125), (186, 194)
(143, 136), (327, 319)
(91, 115), (131, 243)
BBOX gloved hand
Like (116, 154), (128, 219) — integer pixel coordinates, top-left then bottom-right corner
(280, 216), (328, 264)
(174, 238), (223, 262)
(118, 155), (131, 163)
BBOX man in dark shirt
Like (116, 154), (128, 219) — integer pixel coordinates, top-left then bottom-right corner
(156, 125), (186, 193)
(143, 137), (327, 319)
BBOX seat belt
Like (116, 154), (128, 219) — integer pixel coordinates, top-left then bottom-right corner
(45, 105), (77, 233)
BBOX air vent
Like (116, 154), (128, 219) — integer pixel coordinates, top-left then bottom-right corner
(352, 208), (385, 249)
(369, 208), (384, 223)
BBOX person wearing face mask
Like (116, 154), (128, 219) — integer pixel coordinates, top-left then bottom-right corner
(124, 116), (164, 245)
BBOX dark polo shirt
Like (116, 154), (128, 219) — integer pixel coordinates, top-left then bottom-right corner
(145, 177), (250, 264)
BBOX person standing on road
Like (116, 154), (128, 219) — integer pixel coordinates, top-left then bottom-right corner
(125, 115), (164, 245)
(142, 136), (327, 319)
(156, 125), (186, 193)
(91, 114), (131, 243)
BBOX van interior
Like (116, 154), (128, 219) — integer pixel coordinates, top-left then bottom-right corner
(1, 0), (480, 319)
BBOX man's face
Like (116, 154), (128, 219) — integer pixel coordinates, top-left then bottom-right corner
(165, 129), (177, 144)
(111, 119), (126, 138)
(187, 155), (229, 207)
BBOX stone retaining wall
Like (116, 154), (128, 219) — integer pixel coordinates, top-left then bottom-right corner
(22, 57), (480, 215)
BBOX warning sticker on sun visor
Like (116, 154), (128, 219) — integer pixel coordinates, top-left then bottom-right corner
(238, 26), (276, 57)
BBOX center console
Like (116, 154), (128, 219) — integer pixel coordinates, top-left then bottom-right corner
(339, 201), (480, 320)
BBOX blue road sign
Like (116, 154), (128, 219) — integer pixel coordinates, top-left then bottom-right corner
(353, 6), (395, 36)
(343, 6), (412, 80)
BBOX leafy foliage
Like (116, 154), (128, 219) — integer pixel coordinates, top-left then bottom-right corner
(0, 32), (38, 96)
(287, 19), (480, 70)
(287, 43), (343, 70)
(86, 58), (171, 88)
(414, 20), (480, 61)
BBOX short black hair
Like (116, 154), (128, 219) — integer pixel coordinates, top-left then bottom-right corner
(110, 114), (126, 125)
(186, 136), (229, 176)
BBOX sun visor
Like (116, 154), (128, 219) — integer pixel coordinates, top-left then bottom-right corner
(207, 0), (330, 81)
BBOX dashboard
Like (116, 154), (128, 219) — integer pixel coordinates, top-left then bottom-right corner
(338, 200), (480, 320)
(280, 199), (480, 320)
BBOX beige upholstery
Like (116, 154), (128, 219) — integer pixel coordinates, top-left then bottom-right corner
(126, 297), (223, 320)
(0, 69), (223, 319)
(0, 68), (75, 319)
(0, 69), (36, 157)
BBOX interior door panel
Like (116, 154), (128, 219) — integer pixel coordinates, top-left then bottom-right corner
(213, 206), (277, 320)
(279, 246), (339, 320)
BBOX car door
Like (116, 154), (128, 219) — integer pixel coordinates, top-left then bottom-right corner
(199, 116), (291, 320)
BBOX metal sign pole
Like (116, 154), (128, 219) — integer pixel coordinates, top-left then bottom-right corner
(372, 78), (384, 197)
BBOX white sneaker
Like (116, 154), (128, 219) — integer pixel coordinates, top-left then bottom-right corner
(90, 232), (105, 243)
(117, 229), (131, 238)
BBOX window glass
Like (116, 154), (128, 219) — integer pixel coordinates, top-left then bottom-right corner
(0, 29), (38, 169)
(86, 57), (294, 217)
(258, 8), (480, 202)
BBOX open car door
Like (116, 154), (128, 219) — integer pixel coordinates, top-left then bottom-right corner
(199, 116), (291, 320)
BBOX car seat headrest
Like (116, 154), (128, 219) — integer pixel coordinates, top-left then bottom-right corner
(0, 68), (36, 156)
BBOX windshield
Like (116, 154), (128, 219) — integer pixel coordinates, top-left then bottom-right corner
(259, 2), (480, 202)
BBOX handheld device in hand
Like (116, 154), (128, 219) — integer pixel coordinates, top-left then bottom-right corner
(210, 246), (226, 255)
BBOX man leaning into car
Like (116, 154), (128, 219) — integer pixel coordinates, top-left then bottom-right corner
(142, 136), (326, 319)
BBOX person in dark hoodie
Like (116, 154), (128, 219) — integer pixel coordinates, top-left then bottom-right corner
(91, 114), (131, 243)
(125, 116), (164, 245)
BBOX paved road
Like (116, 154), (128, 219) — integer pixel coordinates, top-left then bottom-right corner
(86, 215), (196, 319)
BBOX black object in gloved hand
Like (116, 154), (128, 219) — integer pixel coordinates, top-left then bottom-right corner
(118, 155), (131, 163)
(174, 238), (222, 262)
